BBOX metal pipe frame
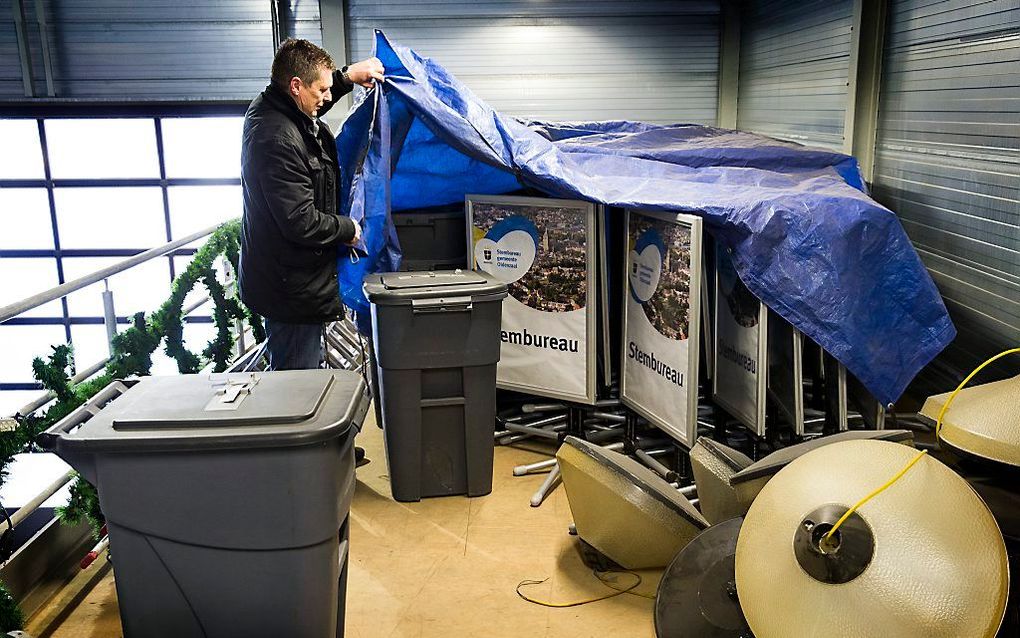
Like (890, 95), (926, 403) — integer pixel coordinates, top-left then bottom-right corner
(503, 420), (568, 441)
(31, 0), (55, 96)
(9, 470), (74, 529)
(521, 402), (567, 414)
(0, 225), (221, 324)
(530, 464), (560, 507)
(12, 0), (35, 97)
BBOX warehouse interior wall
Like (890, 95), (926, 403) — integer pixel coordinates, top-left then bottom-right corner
(0, 0), (321, 100)
(345, 0), (722, 124)
(735, 0), (855, 150)
(731, 0), (1019, 393)
(870, 0), (1020, 390)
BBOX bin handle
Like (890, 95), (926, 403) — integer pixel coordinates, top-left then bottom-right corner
(36, 380), (132, 450)
(411, 296), (473, 314)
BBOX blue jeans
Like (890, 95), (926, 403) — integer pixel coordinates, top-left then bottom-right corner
(264, 319), (323, 371)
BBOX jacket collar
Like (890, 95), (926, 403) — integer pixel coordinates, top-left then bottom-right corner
(263, 82), (319, 137)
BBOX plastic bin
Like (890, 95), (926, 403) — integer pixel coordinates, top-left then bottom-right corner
(399, 256), (466, 272)
(392, 209), (467, 266)
(39, 370), (369, 638)
(363, 270), (507, 502)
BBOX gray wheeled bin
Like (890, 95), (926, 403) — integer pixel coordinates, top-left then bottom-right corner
(38, 370), (369, 638)
(363, 270), (507, 502)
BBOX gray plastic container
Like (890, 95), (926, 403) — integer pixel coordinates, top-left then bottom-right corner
(399, 256), (466, 272)
(39, 370), (369, 638)
(363, 270), (507, 502)
(392, 209), (467, 264)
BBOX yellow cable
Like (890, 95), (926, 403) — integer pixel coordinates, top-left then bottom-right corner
(825, 449), (928, 542)
(595, 570), (656, 600)
(516, 570), (644, 608)
(826, 346), (1019, 543)
(935, 347), (1020, 438)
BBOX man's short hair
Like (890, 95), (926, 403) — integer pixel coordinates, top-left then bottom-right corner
(271, 38), (336, 86)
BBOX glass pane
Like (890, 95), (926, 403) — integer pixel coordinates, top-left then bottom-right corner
(174, 254), (221, 314)
(55, 187), (166, 249)
(149, 350), (179, 376)
(63, 258), (171, 318)
(0, 188), (54, 250)
(0, 258), (63, 318)
(184, 321), (217, 357)
(149, 321), (218, 375)
(70, 324), (111, 371)
(45, 119), (159, 179)
(162, 117), (244, 179)
(0, 391), (49, 418)
(0, 453), (73, 509)
(0, 120), (45, 180)
(167, 185), (242, 245)
(0, 325), (68, 383)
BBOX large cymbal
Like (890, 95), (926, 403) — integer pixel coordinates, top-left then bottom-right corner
(726, 429), (913, 516)
(920, 374), (1020, 468)
(655, 517), (752, 638)
(735, 439), (1009, 638)
(557, 437), (708, 570)
(689, 438), (753, 525)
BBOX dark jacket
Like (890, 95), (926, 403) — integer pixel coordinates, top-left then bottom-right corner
(239, 73), (355, 324)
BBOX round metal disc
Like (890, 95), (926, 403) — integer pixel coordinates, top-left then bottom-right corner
(654, 517), (752, 638)
(735, 439), (1010, 638)
(792, 504), (874, 584)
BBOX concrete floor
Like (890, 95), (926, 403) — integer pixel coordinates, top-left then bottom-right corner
(48, 411), (660, 637)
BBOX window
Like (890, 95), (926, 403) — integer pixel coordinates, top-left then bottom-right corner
(0, 120), (44, 180)
(69, 325), (112, 371)
(0, 189), (54, 250)
(0, 325), (68, 384)
(55, 187), (166, 250)
(62, 258), (172, 318)
(45, 119), (160, 179)
(162, 117), (244, 179)
(0, 113), (244, 408)
(168, 185), (243, 245)
(0, 259), (62, 318)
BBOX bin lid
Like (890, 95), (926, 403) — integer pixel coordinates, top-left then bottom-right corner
(52, 370), (367, 453)
(363, 270), (507, 305)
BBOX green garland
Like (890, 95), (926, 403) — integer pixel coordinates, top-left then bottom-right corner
(0, 584), (23, 633)
(2, 219), (264, 625)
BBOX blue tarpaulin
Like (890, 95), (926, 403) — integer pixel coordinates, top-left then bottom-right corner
(336, 31), (955, 406)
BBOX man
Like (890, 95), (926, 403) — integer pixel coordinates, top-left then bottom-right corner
(240, 39), (383, 369)
(240, 39), (383, 460)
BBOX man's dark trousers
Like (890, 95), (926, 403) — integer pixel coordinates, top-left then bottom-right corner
(265, 319), (322, 371)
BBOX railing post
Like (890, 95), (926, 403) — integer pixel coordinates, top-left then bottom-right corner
(223, 260), (246, 357)
(102, 279), (117, 357)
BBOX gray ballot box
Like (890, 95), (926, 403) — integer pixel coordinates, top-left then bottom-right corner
(363, 270), (507, 502)
(39, 370), (369, 638)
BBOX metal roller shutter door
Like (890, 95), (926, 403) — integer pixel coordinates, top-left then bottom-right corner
(872, 0), (1020, 379)
(344, 0), (721, 124)
(736, 0), (854, 150)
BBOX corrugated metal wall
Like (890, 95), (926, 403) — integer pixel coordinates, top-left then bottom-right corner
(872, 0), (1020, 378)
(345, 0), (721, 124)
(0, 1), (321, 100)
(736, 0), (854, 150)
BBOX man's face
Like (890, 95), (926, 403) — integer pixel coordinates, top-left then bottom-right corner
(291, 67), (333, 118)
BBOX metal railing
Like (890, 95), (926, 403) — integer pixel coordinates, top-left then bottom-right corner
(0, 225), (220, 324)
(3, 224), (223, 419)
(0, 224), (230, 538)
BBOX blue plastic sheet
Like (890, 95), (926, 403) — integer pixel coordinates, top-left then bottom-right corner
(337, 31), (955, 405)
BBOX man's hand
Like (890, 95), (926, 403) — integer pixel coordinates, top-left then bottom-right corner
(346, 219), (363, 246)
(345, 58), (384, 89)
